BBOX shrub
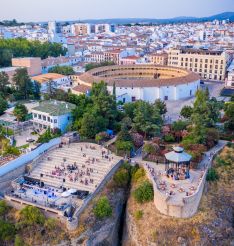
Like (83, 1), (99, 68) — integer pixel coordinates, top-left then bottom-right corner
(206, 168), (219, 182)
(93, 196), (112, 219)
(133, 181), (154, 203)
(0, 220), (16, 242)
(132, 168), (145, 182)
(14, 235), (24, 246)
(113, 168), (130, 187)
(164, 134), (175, 142)
(0, 200), (9, 217)
(134, 210), (143, 220)
(130, 132), (144, 148)
(19, 205), (45, 225)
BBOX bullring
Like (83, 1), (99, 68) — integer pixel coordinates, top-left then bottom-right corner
(78, 65), (200, 102)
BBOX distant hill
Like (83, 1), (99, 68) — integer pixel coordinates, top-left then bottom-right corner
(77, 12), (234, 25)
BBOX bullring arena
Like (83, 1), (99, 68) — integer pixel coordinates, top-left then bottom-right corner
(78, 65), (200, 102)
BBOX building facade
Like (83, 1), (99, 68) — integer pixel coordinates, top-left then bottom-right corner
(167, 48), (229, 81)
(31, 100), (76, 133)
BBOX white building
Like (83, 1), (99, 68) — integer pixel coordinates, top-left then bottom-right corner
(31, 73), (72, 93)
(31, 100), (76, 133)
(78, 65), (201, 102)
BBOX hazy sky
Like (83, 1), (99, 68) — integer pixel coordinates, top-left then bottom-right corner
(0, 0), (233, 22)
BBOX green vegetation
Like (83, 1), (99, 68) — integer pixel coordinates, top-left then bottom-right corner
(13, 68), (41, 100)
(180, 105), (193, 119)
(224, 102), (234, 131)
(133, 181), (154, 203)
(19, 205), (45, 226)
(0, 95), (8, 115)
(93, 196), (112, 219)
(181, 90), (221, 150)
(85, 61), (115, 72)
(0, 38), (66, 67)
(0, 138), (21, 156)
(37, 128), (61, 143)
(113, 167), (130, 187)
(13, 103), (28, 122)
(154, 99), (167, 115)
(164, 134), (175, 142)
(132, 167), (145, 182)
(48, 65), (75, 75)
(134, 210), (143, 220)
(206, 168), (219, 182)
(0, 219), (16, 243)
(0, 202), (67, 245)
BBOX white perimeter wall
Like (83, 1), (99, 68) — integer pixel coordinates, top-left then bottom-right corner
(108, 80), (200, 102)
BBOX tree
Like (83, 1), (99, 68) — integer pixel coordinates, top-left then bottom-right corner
(0, 38), (66, 67)
(132, 101), (162, 138)
(48, 65), (75, 75)
(116, 140), (133, 156)
(19, 205), (45, 225)
(0, 72), (9, 96)
(154, 99), (167, 115)
(90, 81), (118, 130)
(93, 196), (112, 219)
(79, 110), (107, 139)
(143, 143), (159, 155)
(224, 103), (234, 131)
(37, 128), (61, 143)
(13, 104), (28, 122)
(0, 96), (8, 115)
(13, 68), (34, 100)
(180, 105), (193, 119)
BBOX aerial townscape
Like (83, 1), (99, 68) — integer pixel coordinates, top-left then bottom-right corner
(0, 1), (233, 245)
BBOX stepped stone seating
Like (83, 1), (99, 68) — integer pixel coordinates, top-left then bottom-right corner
(29, 142), (121, 192)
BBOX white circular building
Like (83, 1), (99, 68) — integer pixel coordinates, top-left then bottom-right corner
(79, 65), (200, 102)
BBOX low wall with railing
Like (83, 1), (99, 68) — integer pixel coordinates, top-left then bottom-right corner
(143, 162), (207, 218)
(0, 138), (61, 192)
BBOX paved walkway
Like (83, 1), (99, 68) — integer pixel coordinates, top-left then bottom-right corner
(198, 140), (227, 169)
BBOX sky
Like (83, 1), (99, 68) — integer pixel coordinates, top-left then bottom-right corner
(0, 0), (233, 22)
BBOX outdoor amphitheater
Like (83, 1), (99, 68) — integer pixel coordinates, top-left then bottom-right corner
(5, 142), (122, 222)
(78, 64), (200, 101)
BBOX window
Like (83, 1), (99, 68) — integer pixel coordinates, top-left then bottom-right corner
(38, 114), (41, 119)
(43, 116), (46, 121)
(132, 96), (136, 102)
(47, 117), (50, 122)
(33, 113), (37, 118)
(54, 119), (57, 123)
(67, 116), (70, 120)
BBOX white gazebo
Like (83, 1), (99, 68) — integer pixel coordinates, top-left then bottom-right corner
(164, 146), (192, 179)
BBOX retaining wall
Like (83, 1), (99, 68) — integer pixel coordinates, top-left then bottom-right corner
(67, 159), (123, 230)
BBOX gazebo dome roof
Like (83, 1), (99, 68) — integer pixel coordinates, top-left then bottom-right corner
(165, 147), (191, 163)
(173, 146), (184, 153)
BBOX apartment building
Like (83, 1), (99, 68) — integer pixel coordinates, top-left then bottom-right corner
(72, 23), (90, 36)
(148, 53), (168, 65)
(167, 48), (228, 81)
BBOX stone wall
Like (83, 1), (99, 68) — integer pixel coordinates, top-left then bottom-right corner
(143, 163), (207, 218)
(67, 159), (124, 230)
